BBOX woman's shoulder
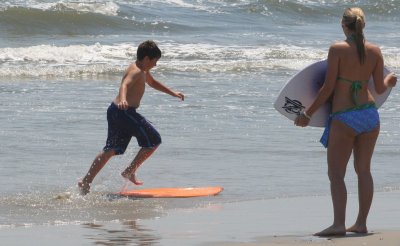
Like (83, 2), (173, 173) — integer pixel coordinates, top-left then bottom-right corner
(363, 42), (383, 61)
(364, 41), (381, 52)
(328, 41), (349, 53)
(329, 40), (381, 53)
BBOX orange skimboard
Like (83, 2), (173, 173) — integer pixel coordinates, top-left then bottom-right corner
(118, 186), (223, 198)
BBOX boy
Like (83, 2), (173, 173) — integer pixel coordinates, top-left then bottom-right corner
(78, 40), (184, 195)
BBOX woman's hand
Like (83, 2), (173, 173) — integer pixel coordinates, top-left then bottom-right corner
(385, 72), (397, 88)
(295, 112), (311, 127)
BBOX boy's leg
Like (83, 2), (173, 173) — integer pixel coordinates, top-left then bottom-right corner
(121, 145), (159, 185)
(78, 149), (116, 195)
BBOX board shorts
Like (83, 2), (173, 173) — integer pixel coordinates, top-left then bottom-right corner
(320, 104), (379, 148)
(103, 102), (161, 155)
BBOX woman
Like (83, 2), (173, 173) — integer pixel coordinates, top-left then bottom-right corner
(295, 7), (397, 236)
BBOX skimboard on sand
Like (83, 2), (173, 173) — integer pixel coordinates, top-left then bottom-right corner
(274, 60), (392, 127)
(117, 186), (223, 198)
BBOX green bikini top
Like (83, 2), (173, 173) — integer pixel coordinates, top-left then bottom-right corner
(337, 76), (369, 106)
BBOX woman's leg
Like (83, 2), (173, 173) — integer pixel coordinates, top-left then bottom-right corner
(315, 120), (356, 236)
(347, 126), (379, 233)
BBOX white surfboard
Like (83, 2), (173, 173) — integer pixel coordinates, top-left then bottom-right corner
(274, 60), (392, 127)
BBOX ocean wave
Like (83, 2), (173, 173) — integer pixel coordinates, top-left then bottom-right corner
(0, 1), (120, 16)
(0, 42), (321, 78)
(1, 0), (398, 39)
(0, 6), (122, 36)
(0, 5), (197, 37)
(138, 0), (221, 13)
(1, 42), (398, 78)
(0, 43), (132, 78)
(235, 0), (399, 19)
(129, 0), (400, 17)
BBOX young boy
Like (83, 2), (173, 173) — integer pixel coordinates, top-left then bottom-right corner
(78, 40), (184, 195)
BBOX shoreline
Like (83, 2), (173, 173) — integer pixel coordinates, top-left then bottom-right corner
(1, 190), (399, 245)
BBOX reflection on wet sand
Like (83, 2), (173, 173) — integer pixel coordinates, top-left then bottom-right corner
(83, 220), (161, 245)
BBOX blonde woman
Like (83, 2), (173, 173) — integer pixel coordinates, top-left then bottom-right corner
(295, 8), (397, 236)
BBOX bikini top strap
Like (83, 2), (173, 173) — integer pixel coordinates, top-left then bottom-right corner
(337, 76), (369, 105)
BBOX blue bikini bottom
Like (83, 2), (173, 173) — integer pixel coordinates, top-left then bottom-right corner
(320, 104), (380, 148)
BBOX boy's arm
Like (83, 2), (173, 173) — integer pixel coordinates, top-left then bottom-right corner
(146, 72), (184, 101)
(117, 79), (128, 109)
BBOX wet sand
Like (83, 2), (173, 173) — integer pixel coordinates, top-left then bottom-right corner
(1, 191), (399, 245)
(210, 231), (400, 246)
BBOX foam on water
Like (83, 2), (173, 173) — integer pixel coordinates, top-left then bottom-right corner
(0, 0), (120, 16)
(1, 41), (399, 78)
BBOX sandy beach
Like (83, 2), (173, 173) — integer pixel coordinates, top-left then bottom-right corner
(1, 190), (399, 245)
(212, 231), (400, 246)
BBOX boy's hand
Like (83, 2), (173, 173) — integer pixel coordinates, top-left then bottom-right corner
(174, 92), (184, 101)
(117, 100), (129, 110)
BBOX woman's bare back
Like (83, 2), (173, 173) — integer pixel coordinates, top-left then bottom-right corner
(331, 41), (382, 112)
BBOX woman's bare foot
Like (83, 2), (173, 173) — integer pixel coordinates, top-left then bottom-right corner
(78, 180), (91, 195)
(121, 172), (143, 185)
(314, 224), (346, 237)
(347, 224), (368, 234)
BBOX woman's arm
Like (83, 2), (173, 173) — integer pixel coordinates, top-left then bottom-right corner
(295, 45), (339, 127)
(372, 47), (397, 94)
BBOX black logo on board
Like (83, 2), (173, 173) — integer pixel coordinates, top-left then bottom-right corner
(282, 97), (304, 115)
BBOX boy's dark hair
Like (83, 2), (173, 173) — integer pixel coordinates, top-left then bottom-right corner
(137, 40), (162, 61)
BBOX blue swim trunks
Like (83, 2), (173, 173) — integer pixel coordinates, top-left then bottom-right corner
(103, 103), (161, 155)
(320, 104), (379, 148)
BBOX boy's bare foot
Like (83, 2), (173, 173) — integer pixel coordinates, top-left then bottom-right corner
(347, 224), (368, 234)
(78, 180), (90, 195)
(314, 224), (346, 237)
(121, 172), (143, 185)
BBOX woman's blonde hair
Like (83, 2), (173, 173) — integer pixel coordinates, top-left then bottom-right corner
(342, 7), (366, 64)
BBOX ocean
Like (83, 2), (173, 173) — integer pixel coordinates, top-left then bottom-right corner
(0, 0), (399, 244)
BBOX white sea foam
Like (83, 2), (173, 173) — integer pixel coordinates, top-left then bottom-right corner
(0, 0), (120, 16)
(0, 42), (325, 77)
(1, 41), (398, 78)
(128, 0), (222, 13)
(52, 1), (120, 16)
(0, 43), (134, 77)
